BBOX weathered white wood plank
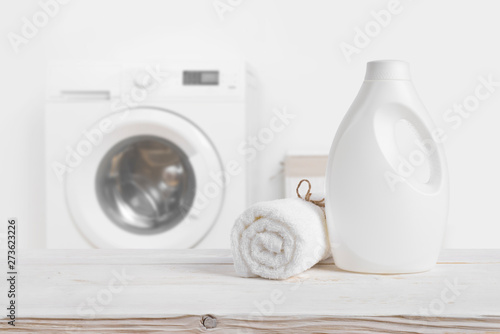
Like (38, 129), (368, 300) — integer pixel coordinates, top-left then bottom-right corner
(11, 254), (500, 318)
(1, 249), (499, 333)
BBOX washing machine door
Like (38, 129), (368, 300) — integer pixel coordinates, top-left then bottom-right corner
(65, 107), (224, 248)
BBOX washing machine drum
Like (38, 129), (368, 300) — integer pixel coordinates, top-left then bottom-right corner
(65, 108), (224, 248)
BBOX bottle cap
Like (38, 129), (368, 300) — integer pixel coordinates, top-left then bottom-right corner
(364, 60), (411, 81)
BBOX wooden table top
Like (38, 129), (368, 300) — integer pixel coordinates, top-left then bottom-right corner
(2, 249), (500, 333)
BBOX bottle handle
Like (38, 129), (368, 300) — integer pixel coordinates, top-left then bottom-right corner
(374, 103), (443, 193)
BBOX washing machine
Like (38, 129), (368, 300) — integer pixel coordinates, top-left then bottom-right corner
(45, 60), (251, 248)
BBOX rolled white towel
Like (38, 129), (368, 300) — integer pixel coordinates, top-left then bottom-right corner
(231, 196), (331, 280)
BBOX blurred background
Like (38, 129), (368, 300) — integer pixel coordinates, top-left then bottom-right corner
(1, 0), (499, 248)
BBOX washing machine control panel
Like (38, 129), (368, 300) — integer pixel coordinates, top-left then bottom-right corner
(46, 61), (248, 101)
(123, 62), (246, 100)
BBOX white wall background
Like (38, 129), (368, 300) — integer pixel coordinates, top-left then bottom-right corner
(1, 0), (499, 248)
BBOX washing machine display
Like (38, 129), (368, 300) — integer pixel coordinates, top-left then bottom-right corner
(183, 70), (219, 85)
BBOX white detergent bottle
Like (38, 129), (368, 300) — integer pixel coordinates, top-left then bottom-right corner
(325, 60), (449, 274)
